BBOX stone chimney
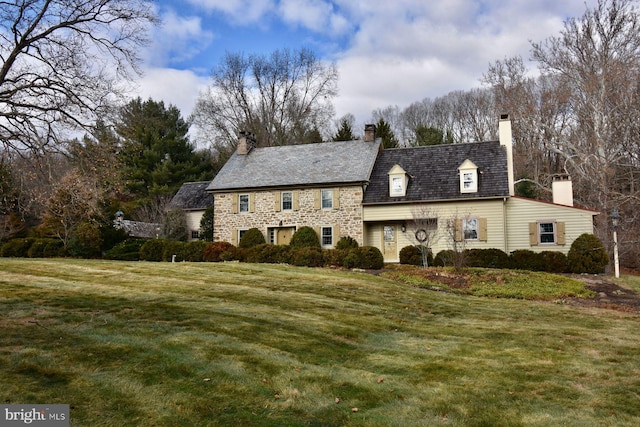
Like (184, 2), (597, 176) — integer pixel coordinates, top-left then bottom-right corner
(498, 114), (515, 196)
(552, 175), (574, 207)
(364, 124), (376, 142)
(237, 131), (256, 155)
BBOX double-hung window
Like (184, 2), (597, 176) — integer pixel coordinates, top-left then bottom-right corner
(463, 218), (479, 240)
(321, 226), (333, 247)
(321, 189), (333, 209)
(239, 194), (249, 213)
(282, 191), (293, 211)
(539, 221), (556, 244)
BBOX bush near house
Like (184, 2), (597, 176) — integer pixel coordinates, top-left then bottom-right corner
(433, 249), (456, 267)
(568, 233), (609, 274)
(335, 236), (359, 250)
(238, 228), (266, 248)
(400, 245), (422, 266)
(139, 239), (166, 262)
(466, 248), (510, 269)
(246, 244), (292, 264)
(203, 241), (235, 262)
(289, 226), (321, 249)
(541, 251), (569, 273)
(183, 241), (208, 262)
(290, 247), (325, 267)
(104, 239), (146, 261)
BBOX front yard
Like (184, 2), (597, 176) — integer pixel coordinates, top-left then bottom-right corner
(1, 259), (639, 426)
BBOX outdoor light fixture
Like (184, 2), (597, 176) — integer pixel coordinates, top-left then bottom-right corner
(401, 223), (406, 233)
(612, 208), (620, 278)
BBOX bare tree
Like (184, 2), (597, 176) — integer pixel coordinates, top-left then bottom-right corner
(409, 205), (440, 267)
(191, 48), (338, 152)
(0, 0), (157, 154)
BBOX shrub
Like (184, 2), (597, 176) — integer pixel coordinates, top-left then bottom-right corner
(246, 244), (291, 264)
(99, 224), (128, 253)
(323, 249), (348, 267)
(568, 233), (609, 274)
(290, 247), (325, 267)
(27, 239), (58, 258)
(140, 239), (166, 262)
(162, 241), (187, 262)
(220, 246), (247, 262)
(289, 226), (321, 249)
(400, 245), (422, 266)
(43, 240), (65, 258)
(356, 246), (384, 269)
(509, 249), (544, 271)
(540, 251), (568, 273)
(184, 241), (208, 262)
(466, 248), (510, 269)
(342, 251), (360, 269)
(1, 238), (36, 257)
(433, 250), (455, 267)
(69, 222), (102, 258)
(238, 228), (266, 248)
(335, 236), (359, 250)
(203, 242), (235, 262)
(104, 239), (146, 261)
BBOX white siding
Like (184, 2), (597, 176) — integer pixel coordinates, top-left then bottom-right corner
(506, 198), (596, 254)
(186, 211), (205, 241)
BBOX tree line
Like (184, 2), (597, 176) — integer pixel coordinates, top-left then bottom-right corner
(0, 0), (638, 268)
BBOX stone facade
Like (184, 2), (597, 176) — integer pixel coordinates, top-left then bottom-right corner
(213, 186), (365, 246)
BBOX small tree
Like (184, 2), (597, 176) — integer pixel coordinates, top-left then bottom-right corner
(289, 226), (321, 249)
(409, 205), (440, 267)
(163, 209), (188, 241)
(444, 211), (471, 272)
(199, 206), (215, 242)
(568, 233), (609, 274)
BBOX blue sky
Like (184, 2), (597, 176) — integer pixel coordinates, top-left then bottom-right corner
(134, 0), (597, 132)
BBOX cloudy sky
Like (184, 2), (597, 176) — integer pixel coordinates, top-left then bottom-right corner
(135, 0), (598, 128)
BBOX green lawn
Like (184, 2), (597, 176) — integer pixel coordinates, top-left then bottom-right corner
(1, 259), (638, 426)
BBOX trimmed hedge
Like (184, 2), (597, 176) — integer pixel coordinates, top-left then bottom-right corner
(104, 239), (146, 261)
(239, 228), (266, 248)
(335, 236), (359, 250)
(246, 244), (292, 264)
(140, 239), (166, 262)
(203, 242), (235, 262)
(290, 226), (321, 249)
(400, 246), (422, 266)
(1, 238), (36, 257)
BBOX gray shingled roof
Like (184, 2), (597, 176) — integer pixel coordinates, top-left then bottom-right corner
(207, 140), (381, 192)
(168, 181), (214, 210)
(362, 141), (510, 204)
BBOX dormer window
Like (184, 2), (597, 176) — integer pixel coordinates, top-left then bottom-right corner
(458, 159), (478, 193)
(388, 164), (408, 197)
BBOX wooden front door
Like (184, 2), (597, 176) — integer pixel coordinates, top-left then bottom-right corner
(382, 225), (397, 262)
(276, 227), (295, 245)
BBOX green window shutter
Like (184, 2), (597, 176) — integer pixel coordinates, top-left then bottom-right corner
(274, 192), (281, 212)
(249, 193), (255, 213)
(231, 229), (238, 246)
(529, 223), (538, 246)
(557, 221), (566, 245)
(479, 218), (487, 241)
(293, 191), (299, 210)
(313, 190), (321, 210)
(333, 188), (340, 209)
(454, 219), (463, 242)
(231, 194), (238, 214)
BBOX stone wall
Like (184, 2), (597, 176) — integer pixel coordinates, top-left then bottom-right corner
(213, 186), (365, 246)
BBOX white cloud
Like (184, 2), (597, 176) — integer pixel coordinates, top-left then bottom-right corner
(278, 0), (350, 34)
(133, 68), (209, 117)
(186, 0), (276, 23)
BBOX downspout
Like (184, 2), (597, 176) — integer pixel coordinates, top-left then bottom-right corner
(503, 197), (509, 253)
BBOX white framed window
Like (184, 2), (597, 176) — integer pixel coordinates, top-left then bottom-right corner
(281, 191), (293, 211)
(458, 159), (478, 193)
(463, 218), (479, 240)
(391, 177), (404, 196)
(462, 172), (476, 191)
(191, 230), (200, 240)
(239, 194), (250, 213)
(238, 229), (248, 241)
(321, 226), (333, 247)
(538, 221), (556, 244)
(321, 189), (333, 209)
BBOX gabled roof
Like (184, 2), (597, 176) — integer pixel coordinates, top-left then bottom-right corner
(362, 141), (510, 204)
(207, 139), (381, 192)
(168, 181), (214, 211)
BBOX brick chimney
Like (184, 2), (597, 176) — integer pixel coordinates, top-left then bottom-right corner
(498, 114), (515, 196)
(237, 131), (256, 155)
(552, 175), (574, 207)
(364, 124), (376, 142)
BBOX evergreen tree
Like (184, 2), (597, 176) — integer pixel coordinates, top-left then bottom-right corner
(333, 115), (356, 141)
(414, 125), (453, 146)
(116, 98), (213, 201)
(199, 206), (215, 242)
(376, 118), (399, 149)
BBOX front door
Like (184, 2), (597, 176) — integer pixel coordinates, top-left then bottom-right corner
(276, 227), (295, 245)
(382, 225), (397, 262)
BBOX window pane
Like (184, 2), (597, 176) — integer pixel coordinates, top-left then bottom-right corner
(384, 226), (395, 242)
(321, 189), (333, 209)
(392, 177), (403, 194)
(539, 222), (555, 243)
(239, 194), (249, 212)
(464, 218), (478, 240)
(322, 227), (332, 246)
(282, 192), (292, 210)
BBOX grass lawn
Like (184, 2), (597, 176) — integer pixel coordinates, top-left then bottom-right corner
(1, 259), (639, 426)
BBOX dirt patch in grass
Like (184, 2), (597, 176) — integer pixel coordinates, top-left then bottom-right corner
(563, 274), (640, 313)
